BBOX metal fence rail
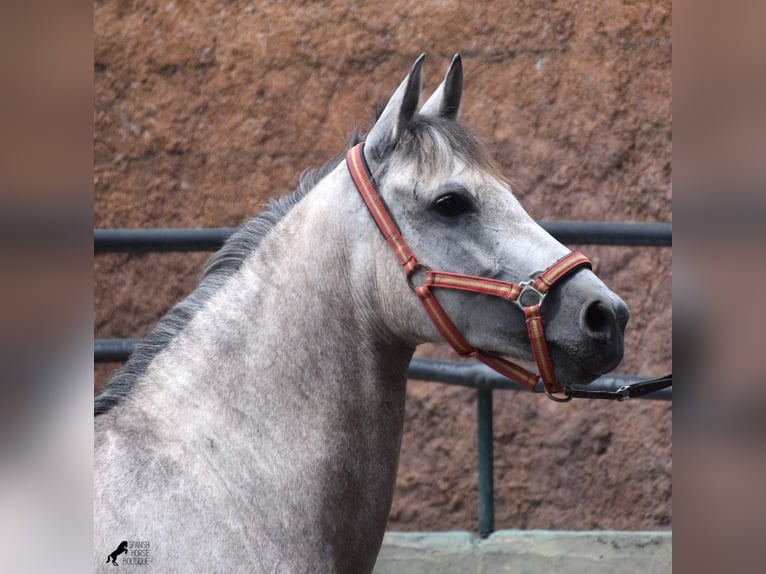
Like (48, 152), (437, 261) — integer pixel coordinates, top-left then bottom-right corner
(95, 338), (670, 399)
(94, 221), (672, 536)
(94, 221), (672, 253)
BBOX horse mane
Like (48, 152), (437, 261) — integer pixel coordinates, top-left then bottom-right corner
(95, 115), (496, 417)
(95, 131), (363, 416)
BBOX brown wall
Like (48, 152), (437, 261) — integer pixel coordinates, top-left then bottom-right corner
(95, 0), (671, 531)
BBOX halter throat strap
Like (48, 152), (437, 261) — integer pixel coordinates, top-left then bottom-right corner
(346, 142), (590, 397)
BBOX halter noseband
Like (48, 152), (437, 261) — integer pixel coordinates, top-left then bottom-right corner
(346, 142), (591, 400)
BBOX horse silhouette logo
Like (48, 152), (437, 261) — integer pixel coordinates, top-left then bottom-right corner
(106, 541), (128, 565)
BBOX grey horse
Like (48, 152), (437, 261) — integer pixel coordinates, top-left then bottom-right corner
(94, 54), (628, 573)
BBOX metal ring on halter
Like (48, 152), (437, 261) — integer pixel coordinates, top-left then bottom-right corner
(406, 263), (431, 291)
(513, 281), (547, 310)
(544, 385), (573, 403)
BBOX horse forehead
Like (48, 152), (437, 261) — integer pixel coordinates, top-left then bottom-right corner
(387, 155), (502, 197)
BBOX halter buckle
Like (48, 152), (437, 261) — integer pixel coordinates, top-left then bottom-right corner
(514, 281), (546, 310)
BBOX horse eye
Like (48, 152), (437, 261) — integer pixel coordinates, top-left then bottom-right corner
(432, 193), (471, 217)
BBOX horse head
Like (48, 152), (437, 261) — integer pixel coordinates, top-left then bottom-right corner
(357, 54), (629, 388)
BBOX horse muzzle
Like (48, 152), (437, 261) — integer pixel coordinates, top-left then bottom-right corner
(543, 274), (630, 384)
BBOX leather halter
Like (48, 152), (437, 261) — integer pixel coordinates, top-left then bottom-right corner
(346, 142), (591, 399)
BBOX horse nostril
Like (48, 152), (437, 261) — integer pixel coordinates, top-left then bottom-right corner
(581, 300), (616, 337)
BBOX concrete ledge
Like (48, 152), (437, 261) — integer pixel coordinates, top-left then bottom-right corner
(374, 530), (671, 574)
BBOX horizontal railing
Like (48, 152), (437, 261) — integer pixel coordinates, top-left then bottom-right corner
(94, 221), (672, 253)
(94, 221), (672, 536)
(94, 337), (671, 399)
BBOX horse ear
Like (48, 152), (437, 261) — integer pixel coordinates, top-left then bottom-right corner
(365, 53), (425, 159)
(420, 54), (462, 120)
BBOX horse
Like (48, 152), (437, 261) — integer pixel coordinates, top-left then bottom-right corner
(105, 541), (128, 565)
(94, 54), (629, 573)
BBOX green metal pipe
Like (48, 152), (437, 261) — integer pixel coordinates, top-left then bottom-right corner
(477, 388), (495, 537)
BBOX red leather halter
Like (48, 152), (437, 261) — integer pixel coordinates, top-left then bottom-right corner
(347, 143), (592, 398)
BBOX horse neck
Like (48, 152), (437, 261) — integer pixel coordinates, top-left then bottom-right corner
(129, 163), (414, 443)
(97, 167), (415, 569)
(239, 165), (414, 393)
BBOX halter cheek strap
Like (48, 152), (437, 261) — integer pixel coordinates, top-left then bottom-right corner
(346, 143), (591, 397)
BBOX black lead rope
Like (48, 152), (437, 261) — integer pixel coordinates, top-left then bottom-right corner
(562, 374), (672, 401)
